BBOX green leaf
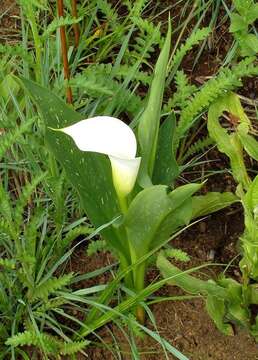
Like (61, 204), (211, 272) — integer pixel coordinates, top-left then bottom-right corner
(125, 183), (202, 257)
(206, 295), (234, 335)
(207, 92), (251, 190)
(238, 131), (258, 161)
(191, 192), (238, 218)
(229, 14), (248, 32)
(245, 175), (258, 211)
(239, 33), (258, 56)
(137, 22), (171, 187)
(218, 277), (250, 327)
(246, 4), (258, 23)
(19, 77), (129, 258)
(157, 252), (226, 297)
(153, 114), (179, 185)
(233, 0), (253, 15)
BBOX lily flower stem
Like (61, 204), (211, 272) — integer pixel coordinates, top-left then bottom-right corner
(117, 194), (145, 323)
(134, 263), (146, 324)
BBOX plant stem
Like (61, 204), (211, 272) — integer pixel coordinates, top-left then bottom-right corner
(71, 0), (80, 48)
(57, 0), (73, 104)
(134, 263), (146, 324)
(117, 194), (146, 323)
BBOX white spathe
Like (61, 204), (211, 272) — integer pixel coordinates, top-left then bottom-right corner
(61, 116), (141, 197)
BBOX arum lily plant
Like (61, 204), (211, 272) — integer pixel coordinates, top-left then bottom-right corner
(60, 116), (141, 213)
(20, 24), (237, 325)
(158, 93), (258, 339)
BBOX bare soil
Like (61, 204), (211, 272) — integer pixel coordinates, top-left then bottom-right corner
(0, 0), (20, 44)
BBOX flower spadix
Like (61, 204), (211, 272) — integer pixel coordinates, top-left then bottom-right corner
(60, 116), (141, 200)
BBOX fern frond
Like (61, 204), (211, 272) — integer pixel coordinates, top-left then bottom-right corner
(132, 17), (163, 47)
(0, 117), (35, 159)
(97, 0), (118, 28)
(6, 330), (88, 355)
(115, 64), (152, 85)
(123, 314), (144, 338)
(5, 330), (59, 354)
(62, 225), (93, 249)
(111, 84), (143, 115)
(87, 239), (107, 256)
(36, 298), (68, 313)
(0, 44), (32, 63)
(69, 74), (114, 96)
(15, 172), (46, 227)
(163, 248), (190, 262)
(181, 136), (214, 163)
(176, 58), (258, 141)
(23, 208), (45, 270)
(130, 0), (149, 17)
(31, 273), (73, 300)
(130, 32), (157, 63)
(169, 27), (211, 76)
(19, 0), (47, 11)
(42, 16), (82, 39)
(163, 70), (197, 113)
(0, 219), (14, 238)
(0, 258), (16, 270)
(0, 183), (13, 225)
(60, 340), (89, 355)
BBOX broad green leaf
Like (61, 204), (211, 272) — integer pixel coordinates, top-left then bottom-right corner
(125, 183), (202, 257)
(245, 175), (258, 211)
(218, 277), (250, 327)
(229, 13), (247, 33)
(19, 77), (129, 258)
(246, 4), (258, 23)
(238, 131), (258, 161)
(153, 114), (179, 185)
(233, 0), (253, 15)
(191, 192), (238, 218)
(207, 92), (251, 190)
(138, 22), (171, 187)
(239, 33), (258, 56)
(206, 295), (233, 335)
(157, 252), (226, 297)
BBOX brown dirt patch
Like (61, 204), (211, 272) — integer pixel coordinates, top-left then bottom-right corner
(0, 0), (20, 44)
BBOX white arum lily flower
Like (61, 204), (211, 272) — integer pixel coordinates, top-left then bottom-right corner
(60, 116), (141, 206)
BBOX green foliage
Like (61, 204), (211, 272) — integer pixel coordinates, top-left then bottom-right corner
(97, 0), (119, 28)
(0, 258), (16, 270)
(138, 23), (171, 187)
(30, 273), (74, 300)
(42, 16), (83, 39)
(230, 0), (258, 56)
(158, 92), (258, 338)
(153, 115), (179, 185)
(0, 117), (35, 159)
(180, 136), (214, 163)
(162, 248), (190, 262)
(87, 239), (108, 256)
(6, 330), (89, 356)
(167, 27), (211, 83)
(163, 70), (197, 113)
(176, 58), (258, 145)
